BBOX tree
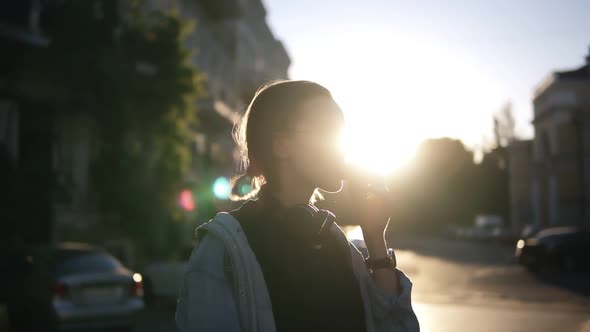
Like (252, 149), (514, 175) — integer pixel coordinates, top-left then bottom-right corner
(325, 136), (511, 236)
(12, 1), (205, 262)
(473, 149), (509, 220)
(481, 102), (515, 221)
(90, 8), (204, 262)
(493, 101), (516, 148)
(384, 138), (479, 233)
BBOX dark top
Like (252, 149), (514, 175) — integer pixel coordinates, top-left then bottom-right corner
(231, 191), (367, 332)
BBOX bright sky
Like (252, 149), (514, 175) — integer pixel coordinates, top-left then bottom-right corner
(262, 0), (590, 174)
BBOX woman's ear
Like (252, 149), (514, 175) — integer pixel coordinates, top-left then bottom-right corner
(272, 135), (292, 161)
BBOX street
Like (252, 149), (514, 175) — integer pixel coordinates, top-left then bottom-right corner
(393, 235), (590, 332)
(414, 302), (590, 332)
(135, 235), (590, 332)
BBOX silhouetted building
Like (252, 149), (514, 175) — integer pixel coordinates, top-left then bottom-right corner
(127, 0), (290, 223)
(140, 0), (290, 175)
(0, 1), (51, 47)
(507, 140), (533, 233)
(531, 47), (590, 228)
(51, 0), (290, 247)
(2, 0), (290, 249)
(185, 0), (290, 176)
(1, 1), (56, 244)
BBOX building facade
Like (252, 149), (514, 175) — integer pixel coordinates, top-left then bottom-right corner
(531, 47), (590, 228)
(141, 0), (290, 174)
(1, 1), (57, 244)
(142, 0), (291, 219)
(188, 0), (290, 176)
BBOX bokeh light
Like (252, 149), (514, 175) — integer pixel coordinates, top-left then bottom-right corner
(179, 189), (195, 211)
(213, 177), (231, 200)
(239, 183), (252, 196)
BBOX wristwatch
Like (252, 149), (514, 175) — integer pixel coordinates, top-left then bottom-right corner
(365, 248), (396, 270)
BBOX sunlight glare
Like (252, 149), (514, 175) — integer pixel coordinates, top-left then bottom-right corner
(331, 35), (502, 175)
(341, 123), (418, 176)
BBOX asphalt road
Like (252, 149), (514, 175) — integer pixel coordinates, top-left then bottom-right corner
(394, 235), (590, 332)
(415, 301), (590, 332)
(135, 234), (590, 332)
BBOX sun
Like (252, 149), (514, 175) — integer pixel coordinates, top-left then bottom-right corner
(340, 116), (419, 176)
(328, 40), (502, 176)
(335, 76), (425, 176)
(292, 28), (505, 177)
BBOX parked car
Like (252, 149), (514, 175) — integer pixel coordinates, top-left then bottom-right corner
(491, 226), (518, 243)
(29, 242), (144, 331)
(475, 215), (504, 229)
(451, 215), (510, 242)
(514, 226), (590, 273)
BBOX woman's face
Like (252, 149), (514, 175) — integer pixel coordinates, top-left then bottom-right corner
(286, 96), (346, 193)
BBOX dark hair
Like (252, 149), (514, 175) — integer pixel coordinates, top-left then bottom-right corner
(231, 80), (333, 201)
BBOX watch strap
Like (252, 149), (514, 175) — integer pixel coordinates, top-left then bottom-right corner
(365, 248), (397, 270)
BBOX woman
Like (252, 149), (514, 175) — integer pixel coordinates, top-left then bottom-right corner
(176, 80), (419, 332)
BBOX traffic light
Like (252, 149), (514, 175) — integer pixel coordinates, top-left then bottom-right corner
(212, 177), (231, 200)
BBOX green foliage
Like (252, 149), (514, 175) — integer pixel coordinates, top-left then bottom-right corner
(90, 11), (204, 261)
(322, 137), (510, 235)
(13, 1), (204, 262)
(494, 102), (516, 148)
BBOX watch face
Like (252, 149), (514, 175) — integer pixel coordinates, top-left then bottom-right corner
(366, 248), (397, 270)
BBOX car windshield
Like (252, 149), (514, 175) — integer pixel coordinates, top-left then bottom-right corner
(56, 251), (122, 276)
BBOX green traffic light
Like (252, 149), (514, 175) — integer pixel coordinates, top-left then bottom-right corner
(213, 177), (231, 200)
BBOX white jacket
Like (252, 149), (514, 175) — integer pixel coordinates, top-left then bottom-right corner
(176, 212), (420, 332)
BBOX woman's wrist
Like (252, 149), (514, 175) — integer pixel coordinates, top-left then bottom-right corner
(363, 231), (388, 259)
